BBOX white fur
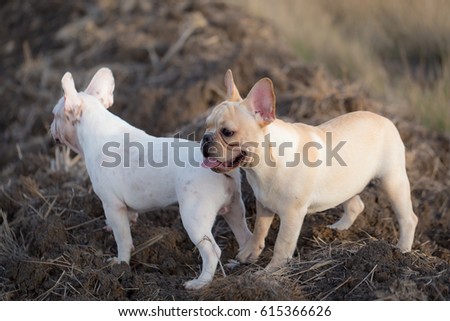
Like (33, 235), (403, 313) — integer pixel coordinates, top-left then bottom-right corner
(50, 68), (251, 289)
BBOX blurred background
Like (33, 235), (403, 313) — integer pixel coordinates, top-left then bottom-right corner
(233, 0), (450, 132)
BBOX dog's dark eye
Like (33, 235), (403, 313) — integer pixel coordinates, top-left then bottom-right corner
(221, 128), (234, 137)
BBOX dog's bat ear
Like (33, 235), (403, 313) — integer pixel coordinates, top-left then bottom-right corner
(224, 69), (242, 102)
(62, 72), (82, 119)
(244, 78), (276, 126)
(85, 67), (115, 109)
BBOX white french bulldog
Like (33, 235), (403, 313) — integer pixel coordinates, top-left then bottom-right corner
(201, 70), (418, 272)
(50, 68), (252, 289)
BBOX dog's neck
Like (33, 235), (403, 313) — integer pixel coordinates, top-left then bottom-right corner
(76, 95), (130, 155)
(242, 118), (320, 191)
(242, 120), (289, 189)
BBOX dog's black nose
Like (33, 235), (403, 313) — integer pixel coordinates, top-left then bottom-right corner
(202, 133), (214, 144)
(201, 133), (214, 157)
(55, 138), (61, 144)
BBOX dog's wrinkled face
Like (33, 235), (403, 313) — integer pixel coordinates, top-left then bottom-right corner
(50, 68), (115, 155)
(201, 70), (276, 173)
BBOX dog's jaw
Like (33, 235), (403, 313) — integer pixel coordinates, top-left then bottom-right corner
(201, 151), (248, 173)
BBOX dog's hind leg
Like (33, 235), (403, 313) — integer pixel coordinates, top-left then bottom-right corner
(179, 201), (221, 290)
(380, 169), (418, 252)
(329, 195), (365, 230)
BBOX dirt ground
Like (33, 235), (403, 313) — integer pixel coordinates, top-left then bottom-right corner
(0, 0), (449, 300)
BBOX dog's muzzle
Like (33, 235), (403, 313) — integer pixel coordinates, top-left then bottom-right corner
(201, 132), (248, 172)
(201, 133), (216, 158)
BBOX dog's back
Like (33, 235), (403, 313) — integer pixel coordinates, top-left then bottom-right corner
(305, 111), (405, 209)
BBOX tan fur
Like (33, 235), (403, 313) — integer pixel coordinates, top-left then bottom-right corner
(202, 70), (418, 272)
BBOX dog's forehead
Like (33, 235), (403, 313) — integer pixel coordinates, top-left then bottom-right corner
(206, 102), (225, 126)
(207, 101), (246, 127)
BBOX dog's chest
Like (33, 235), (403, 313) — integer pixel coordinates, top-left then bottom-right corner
(246, 172), (286, 213)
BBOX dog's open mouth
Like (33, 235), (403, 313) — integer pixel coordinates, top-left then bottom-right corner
(201, 151), (247, 172)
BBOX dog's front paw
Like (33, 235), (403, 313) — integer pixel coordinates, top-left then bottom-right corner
(184, 278), (210, 290)
(107, 255), (133, 265)
(264, 261), (283, 274)
(236, 240), (264, 264)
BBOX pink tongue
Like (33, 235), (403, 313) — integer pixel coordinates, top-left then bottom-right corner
(201, 158), (221, 169)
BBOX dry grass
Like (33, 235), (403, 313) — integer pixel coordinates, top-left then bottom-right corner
(0, 211), (28, 260)
(197, 236), (449, 300)
(403, 61), (450, 131)
(230, 0), (450, 132)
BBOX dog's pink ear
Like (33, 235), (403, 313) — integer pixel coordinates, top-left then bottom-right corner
(224, 69), (242, 102)
(85, 67), (115, 109)
(244, 78), (276, 126)
(62, 72), (83, 120)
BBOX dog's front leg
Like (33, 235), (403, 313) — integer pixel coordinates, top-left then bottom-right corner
(222, 192), (252, 249)
(266, 207), (307, 272)
(103, 202), (134, 264)
(237, 201), (275, 264)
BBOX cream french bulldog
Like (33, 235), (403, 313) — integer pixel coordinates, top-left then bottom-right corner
(201, 70), (418, 272)
(50, 68), (251, 289)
